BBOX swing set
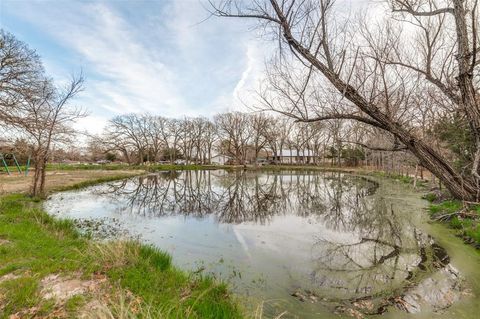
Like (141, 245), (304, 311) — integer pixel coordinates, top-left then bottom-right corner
(0, 153), (31, 176)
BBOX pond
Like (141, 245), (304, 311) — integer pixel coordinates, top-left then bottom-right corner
(44, 170), (480, 318)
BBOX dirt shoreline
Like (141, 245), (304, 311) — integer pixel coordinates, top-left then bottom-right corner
(0, 169), (145, 194)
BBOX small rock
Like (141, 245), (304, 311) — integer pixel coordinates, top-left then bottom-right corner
(291, 291), (306, 302)
(353, 299), (374, 311)
(304, 290), (319, 303)
(346, 308), (365, 319)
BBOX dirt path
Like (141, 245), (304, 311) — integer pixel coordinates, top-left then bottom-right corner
(0, 170), (144, 194)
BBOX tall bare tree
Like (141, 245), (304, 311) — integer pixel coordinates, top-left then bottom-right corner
(0, 31), (85, 196)
(249, 113), (272, 166)
(214, 112), (252, 164)
(211, 0), (480, 200)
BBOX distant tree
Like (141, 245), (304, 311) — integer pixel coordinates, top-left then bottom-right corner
(105, 152), (116, 162)
(105, 114), (149, 165)
(249, 113), (272, 166)
(341, 147), (365, 167)
(12, 138), (33, 163)
(162, 147), (183, 161)
(431, 113), (474, 171)
(214, 112), (252, 164)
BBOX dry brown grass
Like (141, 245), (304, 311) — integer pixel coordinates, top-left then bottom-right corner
(0, 170), (143, 195)
(91, 241), (141, 269)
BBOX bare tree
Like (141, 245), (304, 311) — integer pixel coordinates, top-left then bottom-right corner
(249, 113), (272, 166)
(0, 30), (43, 111)
(105, 114), (150, 165)
(210, 0), (480, 200)
(0, 30), (86, 196)
(215, 112), (252, 164)
(1, 75), (85, 196)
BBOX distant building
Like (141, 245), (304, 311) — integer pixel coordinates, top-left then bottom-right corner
(272, 149), (318, 164)
(210, 154), (233, 165)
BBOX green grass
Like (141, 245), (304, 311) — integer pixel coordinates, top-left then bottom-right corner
(449, 216), (463, 229)
(65, 295), (86, 313)
(428, 200), (462, 215)
(0, 163), (221, 176)
(0, 276), (39, 315)
(472, 204), (480, 214)
(465, 225), (480, 244)
(0, 194), (243, 318)
(423, 193), (437, 202)
(428, 199), (480, 248)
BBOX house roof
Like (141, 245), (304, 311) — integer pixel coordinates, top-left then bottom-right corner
(274, 149), (315, 157)
(210, 154), (233, 159)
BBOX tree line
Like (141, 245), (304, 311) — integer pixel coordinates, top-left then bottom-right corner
(90, 111), (373, 166)
(3, 0), (480, 201)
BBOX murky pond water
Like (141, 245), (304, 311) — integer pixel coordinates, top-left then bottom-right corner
(44, 170), (480, 318)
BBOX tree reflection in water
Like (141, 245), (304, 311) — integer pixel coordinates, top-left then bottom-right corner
(96, 170), (441, 299)
(98, 170), (376, 225)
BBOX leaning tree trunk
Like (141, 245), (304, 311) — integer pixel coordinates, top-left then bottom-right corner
(269, 2), (479, 200)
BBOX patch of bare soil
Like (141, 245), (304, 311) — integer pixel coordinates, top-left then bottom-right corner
(0, 273), (21, 284)
(4, 274), (109, 319)
(0, 170), (143, 194)
(0, 239), (10, 246)
(40, 274), (107, 303)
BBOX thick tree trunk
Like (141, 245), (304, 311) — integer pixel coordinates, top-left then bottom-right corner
(270, 3), (479, 200)
(31, 159), (41, 197)
(452, 0), (480, 195)
(31, 152), (47, 197)
(39, 156), (47, 196)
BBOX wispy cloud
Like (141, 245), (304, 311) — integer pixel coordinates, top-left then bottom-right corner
(1, 0), (268, 130)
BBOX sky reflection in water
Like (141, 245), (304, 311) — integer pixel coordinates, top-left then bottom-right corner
(45, 170), (443, 317)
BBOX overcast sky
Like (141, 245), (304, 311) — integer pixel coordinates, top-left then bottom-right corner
(0, 0), (370, 134)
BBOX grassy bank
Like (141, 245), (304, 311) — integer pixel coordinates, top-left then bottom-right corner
(427, 199), (480, 248)
(46, 163), (220, 172)
(0, 194), (242, 318)
(365, 171), (480, 250)
(49, 174), (145, 193)
(0, 170), (145, 196)
(0, 164), (219, 175)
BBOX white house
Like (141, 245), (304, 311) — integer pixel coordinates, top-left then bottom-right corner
(272, 149), (317, 164)
(210, 154), (232, 165)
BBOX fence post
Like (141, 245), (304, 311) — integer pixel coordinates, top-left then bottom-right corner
(0, 154), (10, 176)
